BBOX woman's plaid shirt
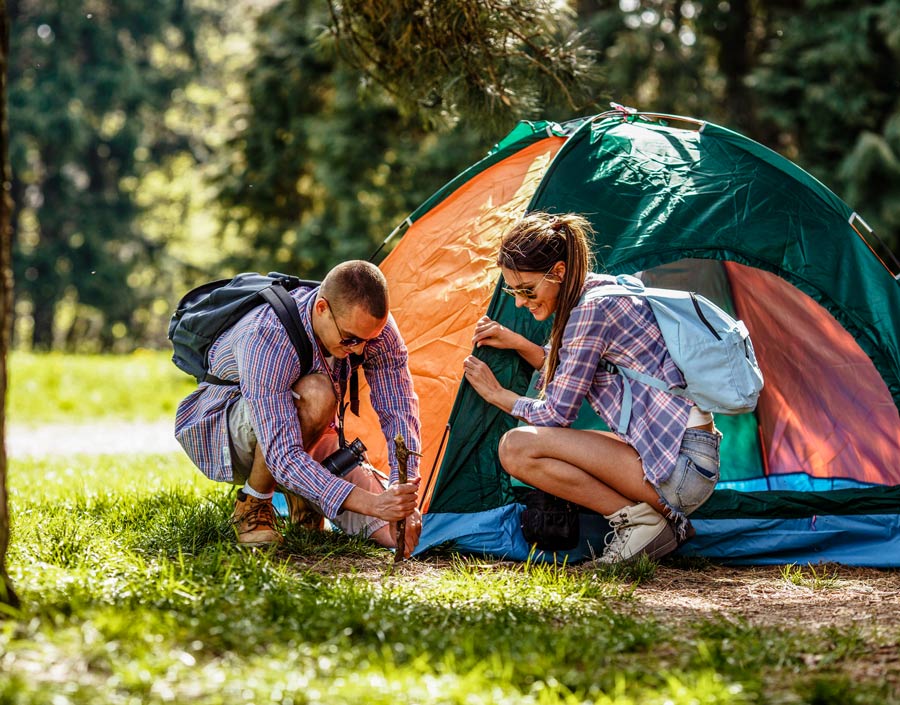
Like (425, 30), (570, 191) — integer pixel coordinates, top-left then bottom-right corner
(511, 273), (693, 486)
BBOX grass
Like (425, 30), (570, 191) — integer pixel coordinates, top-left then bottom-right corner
(7, 350), (196, 425)
(1, 453), (894, 704)
(779, 563), (841, 590)
(1, 353), (897, 703)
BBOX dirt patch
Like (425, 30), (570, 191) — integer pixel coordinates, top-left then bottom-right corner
(7, 420), (181, 457)
(622, 564), (900, 632)
(288, 554), (900, 689)
(623, 563), (900, 690)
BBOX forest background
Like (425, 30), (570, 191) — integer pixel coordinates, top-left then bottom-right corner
(9, 0), (900, 354)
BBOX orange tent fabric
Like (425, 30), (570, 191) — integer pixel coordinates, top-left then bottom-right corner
(726, 262), (900, 486)
(343, 136), (566, 509)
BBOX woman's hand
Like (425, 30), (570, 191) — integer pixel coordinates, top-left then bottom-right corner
(472, 316), (519, 350)
(463, 355), (518, 413)
(472, 315), (546, 370)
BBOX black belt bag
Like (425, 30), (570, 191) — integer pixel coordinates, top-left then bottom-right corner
(520, 489), (581, 551)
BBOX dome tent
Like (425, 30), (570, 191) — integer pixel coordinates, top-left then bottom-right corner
(344, 106), (900, 567)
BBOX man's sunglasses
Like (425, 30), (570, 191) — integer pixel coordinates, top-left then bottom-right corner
(323, 298), (375, 347)
(501, 271), (556, 300)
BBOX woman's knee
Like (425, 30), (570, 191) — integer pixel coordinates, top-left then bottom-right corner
(498, 427), (534, 478)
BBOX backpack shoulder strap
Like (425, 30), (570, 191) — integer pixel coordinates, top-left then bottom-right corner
(260, 282), (364, 418)
(259, 282), (314, 376)
(595, 275), (689, 434)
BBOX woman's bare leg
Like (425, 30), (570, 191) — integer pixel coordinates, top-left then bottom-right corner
(498, 425), (666, 516)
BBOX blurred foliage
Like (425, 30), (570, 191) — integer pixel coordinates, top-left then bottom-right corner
(324, 0), (602, 132)
(213, 0), (488, 278)
(751, 0), (900, 268)
(581, 0), (900, 268)
(8, 0), (202, 350)
(6, 0), (900, 352)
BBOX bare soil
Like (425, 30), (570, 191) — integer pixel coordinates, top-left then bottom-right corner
(621, 563), (900, 690)
(7, 420), (181, 457)
(623, 563), (900, 633)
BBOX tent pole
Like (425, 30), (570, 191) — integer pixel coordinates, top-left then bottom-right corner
(419, 423), (450, 512)
(369, 217), (412, 263)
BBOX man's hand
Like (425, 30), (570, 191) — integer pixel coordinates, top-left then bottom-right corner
(342, 477), (420, 522)
(391, 508), (422, 558)
(371, 478), (420, 521)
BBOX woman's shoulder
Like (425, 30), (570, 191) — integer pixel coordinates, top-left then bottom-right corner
(580, 273), (626, 303)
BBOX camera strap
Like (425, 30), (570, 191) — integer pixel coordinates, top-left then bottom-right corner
(335, 352), (364, 448)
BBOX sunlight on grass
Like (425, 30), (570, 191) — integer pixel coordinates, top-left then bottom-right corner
(8, 452), (208, 502)
(1, 431), (894, 703)
(8, 350), (196, 425)
(779, 562), (841, 590)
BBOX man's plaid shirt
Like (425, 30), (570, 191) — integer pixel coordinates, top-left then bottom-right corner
(175, 285), (420, 519)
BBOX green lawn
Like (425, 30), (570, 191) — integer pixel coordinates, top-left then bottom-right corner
(1, 354), (896, 704)
(7, 350), (196, 425)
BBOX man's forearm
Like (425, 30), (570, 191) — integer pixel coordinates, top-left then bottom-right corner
(341, 485), (379, 516)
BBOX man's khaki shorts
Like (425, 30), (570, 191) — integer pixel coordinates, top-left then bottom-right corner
(226, 397), (387, 539)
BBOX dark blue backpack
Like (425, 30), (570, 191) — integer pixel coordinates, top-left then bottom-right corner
(168, 272), (318, 386)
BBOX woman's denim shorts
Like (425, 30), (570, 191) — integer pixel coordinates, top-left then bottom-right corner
(655, 427), (721, 517)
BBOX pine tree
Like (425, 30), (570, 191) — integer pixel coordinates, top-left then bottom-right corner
(325, 0), (600, 132)
(8, 0), (198, 349)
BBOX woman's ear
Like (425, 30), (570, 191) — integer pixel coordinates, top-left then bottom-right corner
(552, 261), (566, 281)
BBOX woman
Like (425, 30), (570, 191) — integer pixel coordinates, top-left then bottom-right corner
(462, 212), (721, 563)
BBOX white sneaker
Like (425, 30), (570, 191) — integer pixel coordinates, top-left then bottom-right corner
(595, 502), (678, 564)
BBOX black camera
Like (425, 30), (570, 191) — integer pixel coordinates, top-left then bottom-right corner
(321, 438), (367, 477)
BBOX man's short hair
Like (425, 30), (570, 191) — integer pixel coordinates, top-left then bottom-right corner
(321, 260), (389, 319)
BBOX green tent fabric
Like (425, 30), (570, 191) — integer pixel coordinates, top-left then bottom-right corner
(531, 116), (900, 405)
(400, 107), (900, 566)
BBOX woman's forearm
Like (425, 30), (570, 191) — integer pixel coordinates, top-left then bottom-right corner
(517, 339), (547, 370)
(487, 387), (520, 414)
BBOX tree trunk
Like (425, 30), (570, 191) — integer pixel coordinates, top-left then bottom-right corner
(715, 0), (759, 138)
(30, 290), (54, 350)
(0, 0), (20, 609)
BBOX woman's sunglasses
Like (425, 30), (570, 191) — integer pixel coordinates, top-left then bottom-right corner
(501, 271), (556, 300)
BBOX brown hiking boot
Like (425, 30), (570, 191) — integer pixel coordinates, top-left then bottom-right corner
(231, 490), (283, 547)
(284, 492), (325, 531)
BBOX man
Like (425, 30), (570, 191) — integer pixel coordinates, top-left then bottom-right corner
(175, 260), (422, 556)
